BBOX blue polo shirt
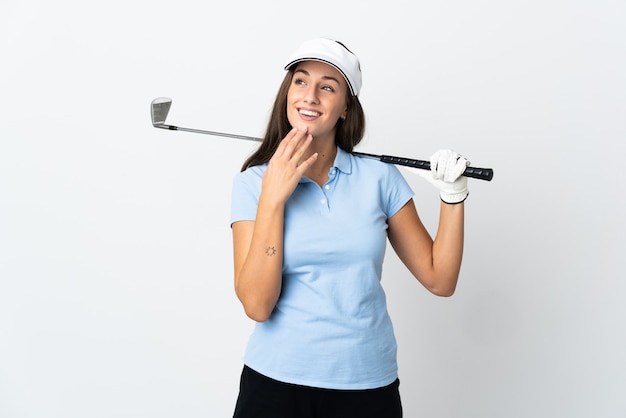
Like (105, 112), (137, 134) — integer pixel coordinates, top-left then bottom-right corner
(230, 147), (414, 390)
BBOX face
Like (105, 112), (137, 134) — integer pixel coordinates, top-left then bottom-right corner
(286, 60), (349, 143)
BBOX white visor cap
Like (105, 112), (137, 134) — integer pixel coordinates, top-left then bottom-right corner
(284, 38), (362, 97)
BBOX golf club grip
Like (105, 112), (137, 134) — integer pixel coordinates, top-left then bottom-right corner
(379, 155), (494, 181)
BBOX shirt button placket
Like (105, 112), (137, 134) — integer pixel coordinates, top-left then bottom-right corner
(323, 185), (331, 209)
(320, 169), (336, 212)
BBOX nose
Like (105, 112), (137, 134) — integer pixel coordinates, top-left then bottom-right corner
(303, 85), (319, 104)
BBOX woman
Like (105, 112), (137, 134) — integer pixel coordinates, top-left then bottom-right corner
(230, 38), (468, 417)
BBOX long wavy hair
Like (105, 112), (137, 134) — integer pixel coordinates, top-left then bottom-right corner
(240, 67), (366, 171)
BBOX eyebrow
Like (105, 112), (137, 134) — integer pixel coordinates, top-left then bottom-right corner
(294, 68), (341, 85)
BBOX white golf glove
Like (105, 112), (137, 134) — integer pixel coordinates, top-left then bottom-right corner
(405, 149), (470, 204)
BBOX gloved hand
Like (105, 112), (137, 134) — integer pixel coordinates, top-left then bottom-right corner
(404, 149), (470, 204)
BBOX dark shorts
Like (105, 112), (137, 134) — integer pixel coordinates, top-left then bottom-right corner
(233, 365), (403, 418)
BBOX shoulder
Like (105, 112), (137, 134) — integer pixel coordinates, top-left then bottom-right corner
(350, 153), (405, 180)
(350, 152), (414, 215)
(231, 164), (267, 221)
(231, 164), (267, 200)
(233, 163), (266, 185)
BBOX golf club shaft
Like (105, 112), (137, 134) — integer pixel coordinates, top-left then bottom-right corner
(156, 124), (260, 142)
(155, 123), (494, 181)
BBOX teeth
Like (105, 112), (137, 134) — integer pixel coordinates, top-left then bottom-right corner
(300, 109), (320, 117)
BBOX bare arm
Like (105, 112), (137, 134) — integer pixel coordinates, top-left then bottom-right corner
(387, 199), (464, 296)
(233, 128), (317, 321)
(232, 200), (284, 322)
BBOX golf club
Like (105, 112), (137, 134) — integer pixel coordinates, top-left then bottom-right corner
(151, 97), (494, 181)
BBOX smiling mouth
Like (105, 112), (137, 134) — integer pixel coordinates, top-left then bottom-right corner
(299, 108), (321, 117)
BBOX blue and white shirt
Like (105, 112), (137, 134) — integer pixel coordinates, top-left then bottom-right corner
(230, 147), (414, 390)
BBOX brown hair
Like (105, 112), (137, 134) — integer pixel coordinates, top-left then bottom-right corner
(240, 68), (365, 171)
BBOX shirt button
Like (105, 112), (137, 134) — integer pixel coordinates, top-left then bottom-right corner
(325, 185), (330, 190)
(320, 199), (326, 205)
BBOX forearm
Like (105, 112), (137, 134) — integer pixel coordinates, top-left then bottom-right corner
(234, 197), (285, 321)
(431, 201), (465, 294)
(233, 129), (318, 320)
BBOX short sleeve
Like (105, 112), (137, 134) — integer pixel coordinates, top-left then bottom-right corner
(230, 165), (265, 226)
(383, 164), (414, 219)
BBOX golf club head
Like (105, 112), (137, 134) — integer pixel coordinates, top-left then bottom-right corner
(151, 97), (172, 126)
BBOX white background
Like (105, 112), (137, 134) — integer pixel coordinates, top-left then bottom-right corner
(1, 1), (625, 417)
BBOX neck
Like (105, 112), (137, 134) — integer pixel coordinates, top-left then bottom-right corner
(303, 142), (337, 186)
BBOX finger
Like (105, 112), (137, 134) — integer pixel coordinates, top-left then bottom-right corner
(444, 153), (458, 180)
(447, 156), (468, 182)
(291, 133), (314, 162)
(431, 153), (445, 180)
(441, 152), (468, 182)
(273, 128), (299, 159)
(296, 150), (319, 173)
(278, 127), (309, 159)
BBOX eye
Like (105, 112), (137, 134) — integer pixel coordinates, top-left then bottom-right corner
(321, 85), (335, 92)
(294, 78), (306, 86)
